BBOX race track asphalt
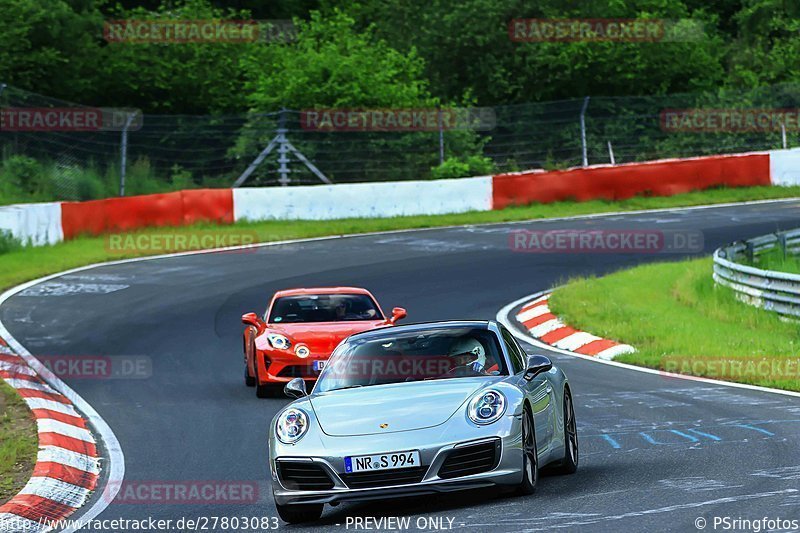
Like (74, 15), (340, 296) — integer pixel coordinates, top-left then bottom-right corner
(3, 200), (800, 532)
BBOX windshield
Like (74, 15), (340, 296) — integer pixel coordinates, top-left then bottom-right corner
(315, 327), (507, 393)
(268, 294), (383, 323)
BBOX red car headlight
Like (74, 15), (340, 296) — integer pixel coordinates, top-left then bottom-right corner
(295, 345), (310, 358)
(267, 333), (291, 350)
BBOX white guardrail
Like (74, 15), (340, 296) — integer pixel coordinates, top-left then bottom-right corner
(713, 228), (800, 317)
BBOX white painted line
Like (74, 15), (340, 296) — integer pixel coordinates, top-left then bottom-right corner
(19, 477), (90, 508)
(496, 289), (800, 399)
(37, 419), (95, 443)
(521, 294), (550, 310)
(22, 397), (82, 417)
(596, 344), (636, 360)
(4, 377), (54, 393)
(529, 318), (565, 338)
(516, 304), (551, 322)
(38, 446), (100, 475)
(0, 361), (36, 376)
(553, 331), (601, 351)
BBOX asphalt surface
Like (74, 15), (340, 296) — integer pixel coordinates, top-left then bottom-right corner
(4, 200), (800, 533)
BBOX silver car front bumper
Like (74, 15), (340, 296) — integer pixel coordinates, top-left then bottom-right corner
(272, 432), (524, 506)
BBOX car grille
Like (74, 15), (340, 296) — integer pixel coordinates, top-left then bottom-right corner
(276, 461), (334, 491)
(340, 466), (428, 489)
(276, 365), (316, 378)
(437, 440), (500, 479)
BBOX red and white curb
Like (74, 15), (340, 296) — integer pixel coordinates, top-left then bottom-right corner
(513, 293), (635, 360)
(0, 338), (100, 531)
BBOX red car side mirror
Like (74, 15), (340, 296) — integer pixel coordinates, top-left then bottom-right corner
(389, 307), (407, 324)
(242, 312), (265, 329)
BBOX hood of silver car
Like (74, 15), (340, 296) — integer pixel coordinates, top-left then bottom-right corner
(310, 377), (496, 436)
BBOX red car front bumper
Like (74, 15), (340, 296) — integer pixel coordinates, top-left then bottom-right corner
(254, 348), (328, 385)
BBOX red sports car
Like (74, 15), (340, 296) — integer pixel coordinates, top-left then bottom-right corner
(242, 287), (407, 397)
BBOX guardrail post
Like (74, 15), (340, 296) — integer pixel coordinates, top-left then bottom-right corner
(777, 232), (787, 260)
(744, 240), (754, 262)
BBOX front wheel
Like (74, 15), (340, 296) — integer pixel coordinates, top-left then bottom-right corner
(244, 362), (255, 387)
(553, 387), (579, 474)
(254, 358), (277, 398)
(516, 407), (538, 495)
(275, 502), (323, 523)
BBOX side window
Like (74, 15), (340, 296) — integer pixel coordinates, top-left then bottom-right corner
(501, 328), (525, 374)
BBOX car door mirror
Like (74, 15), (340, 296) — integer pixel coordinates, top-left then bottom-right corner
(388, 307), (407, 324)
(284, 377), (307, 399)
(523, 355), (553, 381)
(242, 312), (264, 329)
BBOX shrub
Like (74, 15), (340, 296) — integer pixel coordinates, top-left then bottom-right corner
(430, 155), (495, 179)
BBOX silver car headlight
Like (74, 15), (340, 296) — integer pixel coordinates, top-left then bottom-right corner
(267, 333), (291, 350)
(467, 389), (506, 425)
(276, 408), (309, 444)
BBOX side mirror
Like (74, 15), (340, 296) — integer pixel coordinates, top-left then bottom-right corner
(523, 355), (553, 381)
(284, 377), (307, 399)
(242, 312), (264, 329)
(388, 307), (407, 324)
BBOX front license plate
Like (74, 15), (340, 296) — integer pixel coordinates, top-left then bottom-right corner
(345, 451), (420, 473)
(312, 360), (326, 372)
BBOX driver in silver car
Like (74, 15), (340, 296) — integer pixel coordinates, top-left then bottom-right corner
(448, 337), (489, 374)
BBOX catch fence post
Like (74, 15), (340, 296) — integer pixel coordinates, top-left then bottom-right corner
(580, 97), (590, 167)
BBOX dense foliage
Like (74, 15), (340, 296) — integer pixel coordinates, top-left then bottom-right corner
(1, 0), (799, 202)
(1, 0), (798, 113)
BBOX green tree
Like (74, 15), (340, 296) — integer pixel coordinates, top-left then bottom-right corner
(0, 0), (104, 101)
(95, 0), (258, 113)
(241, 9), (433, 109)
(334, 0), (728, 104)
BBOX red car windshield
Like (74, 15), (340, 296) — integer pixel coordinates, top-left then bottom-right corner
(268, 294), (383, 323)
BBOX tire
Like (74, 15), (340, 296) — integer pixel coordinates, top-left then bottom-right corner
(244, 361), (255, 387)
(553, 387), (579, 474)
(275, 501), (323, 524)
(516, 407), (538, 495)
(254, 358), (276, 398)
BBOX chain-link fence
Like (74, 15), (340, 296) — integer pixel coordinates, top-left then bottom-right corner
(1, 83), (799, 202)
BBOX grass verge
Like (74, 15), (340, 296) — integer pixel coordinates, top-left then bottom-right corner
(549, 258), (800, 391)
(1, 185), (800, 294)
(749, 247), (800, 275)
(0, 380), (37, 504)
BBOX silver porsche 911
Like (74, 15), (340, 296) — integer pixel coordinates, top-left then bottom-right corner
(268, 320), (579, 523)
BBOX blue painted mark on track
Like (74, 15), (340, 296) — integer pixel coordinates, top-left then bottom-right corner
(688, 428), (722, 441)
(639, 432), (661, 445)
(600, 434), (621, 449)
(670, 430), (699, 442)
(735, 424), (775, 436)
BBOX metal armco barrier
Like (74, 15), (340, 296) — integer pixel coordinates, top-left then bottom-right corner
(713, 228), (800, 317)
